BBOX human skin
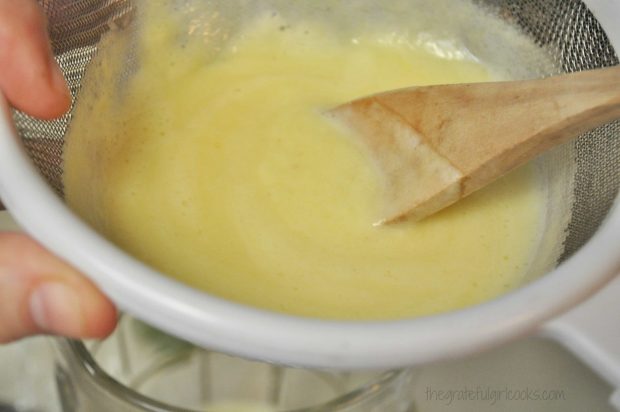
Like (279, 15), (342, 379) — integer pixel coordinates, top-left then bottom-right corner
(0, 0), (117, 342)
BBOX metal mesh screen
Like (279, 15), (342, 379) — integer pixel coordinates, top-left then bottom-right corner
(14, 0), (133, 196)
(477, 0), (620, 260)
(14, 0), (620, 264)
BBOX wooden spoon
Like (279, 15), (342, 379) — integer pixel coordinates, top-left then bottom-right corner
(329, 65), (620, 224)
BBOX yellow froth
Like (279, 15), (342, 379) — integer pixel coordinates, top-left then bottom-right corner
(64, 6), (545, 319)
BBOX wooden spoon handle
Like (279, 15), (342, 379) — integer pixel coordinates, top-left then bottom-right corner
(375, 65), (620, 195)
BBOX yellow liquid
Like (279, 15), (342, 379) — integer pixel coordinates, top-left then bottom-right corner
(204, 403), (274, 412)
(64, 5), (545, 320)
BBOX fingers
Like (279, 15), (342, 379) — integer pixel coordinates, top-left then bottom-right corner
(0, 3), (115, 342)
(0, 3), (115, 341)
(0, 0), (71, 119)
(0, 233), (117, 342)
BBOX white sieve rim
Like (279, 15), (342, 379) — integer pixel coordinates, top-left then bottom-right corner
(0, 0), (618, 369)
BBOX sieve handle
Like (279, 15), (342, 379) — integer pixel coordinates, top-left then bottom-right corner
(540, 274), (620, 410)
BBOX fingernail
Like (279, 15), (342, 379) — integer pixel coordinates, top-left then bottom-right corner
(29, 282), (83, 336)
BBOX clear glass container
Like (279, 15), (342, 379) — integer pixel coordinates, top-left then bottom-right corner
(53, 317), (415, 411)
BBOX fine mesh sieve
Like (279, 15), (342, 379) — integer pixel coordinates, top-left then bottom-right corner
(25, 0), (619, 262)
(2, 0), (619, 368)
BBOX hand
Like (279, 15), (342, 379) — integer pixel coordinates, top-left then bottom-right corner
(0, 0), (117, 342)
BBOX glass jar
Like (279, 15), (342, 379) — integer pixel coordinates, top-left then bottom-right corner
(54, 317), (415, 411)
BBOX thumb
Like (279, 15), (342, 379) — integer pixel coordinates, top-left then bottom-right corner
(0, 233), (117, 342)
